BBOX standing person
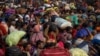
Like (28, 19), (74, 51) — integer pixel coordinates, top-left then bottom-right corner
(44, 23), (58, 42)
(70, 11), (79, 25)
(30, 14), (45, 45)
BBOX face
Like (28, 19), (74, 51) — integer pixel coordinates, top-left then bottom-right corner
(38, 43), (44, 49)
(26, 44), (32, 51)
(23, 24), (28, 29)
(18, 18), (23, 22)
(89, 22), (93, 27)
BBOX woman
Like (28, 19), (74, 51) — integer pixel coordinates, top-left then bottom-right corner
(44, 22), (58, 42)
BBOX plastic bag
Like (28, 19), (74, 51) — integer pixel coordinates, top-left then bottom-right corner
(70, 48), (88, 56)
(92, 34), (100, 44)
(70, 3), (76, 9)
(6, 31), (26, 46)
(55, 17), (72, 29)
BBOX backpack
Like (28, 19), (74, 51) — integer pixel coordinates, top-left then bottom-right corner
(5, 46), (22, 56)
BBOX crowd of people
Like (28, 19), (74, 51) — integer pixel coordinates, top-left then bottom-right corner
(0, 0), (100, 56)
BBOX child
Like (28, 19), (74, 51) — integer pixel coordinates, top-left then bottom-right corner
(33, 40), (44, 56)
(21, 43), (32, 56)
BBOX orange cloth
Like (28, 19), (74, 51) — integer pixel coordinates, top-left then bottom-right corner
(96, 27), (100, 31)
(0, 22), (8, 35)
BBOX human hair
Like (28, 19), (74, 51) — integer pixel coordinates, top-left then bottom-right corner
(66, 26), (72, 33)
(22, 42), (31, 49)
(0, 44), (3, 49)
(45, 42), (56, 48)
(64, 42), (71, 50)
(0, 19), (2, 23)
(36, 40), (44, 48)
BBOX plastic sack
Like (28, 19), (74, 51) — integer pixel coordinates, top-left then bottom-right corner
(70, 48), (88, 56)
(92, 34), (100, 44)
(6, 31), (26, 46)
(70, 3), (76, 9)
(55, 17), (72, 29)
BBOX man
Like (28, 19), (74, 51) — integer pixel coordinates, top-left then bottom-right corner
(40, 41), (70, 56)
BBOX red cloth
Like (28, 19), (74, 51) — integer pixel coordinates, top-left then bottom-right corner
(72, 29), (77, 38)
(57, 41), (64, 49)
(0, 49), (5, 56)
(40, 47), (70, 56)
(0, 22), (8, 36)
(48, 33), (55, 40)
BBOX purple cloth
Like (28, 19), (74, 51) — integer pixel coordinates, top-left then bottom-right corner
(5, 9), (15, 14)
(30, 31), (44, 44)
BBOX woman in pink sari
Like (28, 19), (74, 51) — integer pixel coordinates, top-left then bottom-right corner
(30, 24), (45, 45)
